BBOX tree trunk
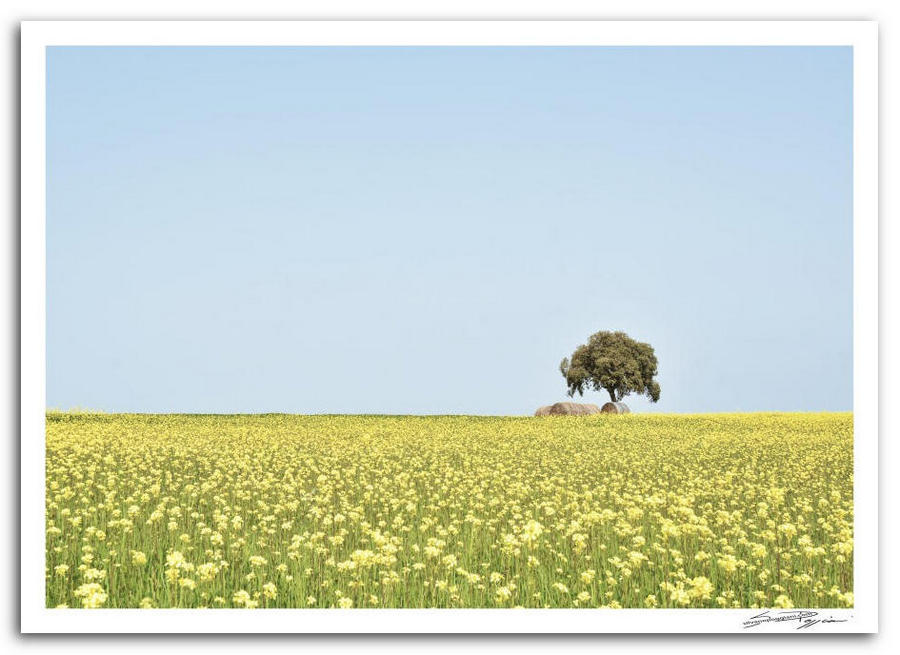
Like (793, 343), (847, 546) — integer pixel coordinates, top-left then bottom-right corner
(608, 388), (616, 403)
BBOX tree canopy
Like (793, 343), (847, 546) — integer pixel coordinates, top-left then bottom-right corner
(559, 330), (661, 404)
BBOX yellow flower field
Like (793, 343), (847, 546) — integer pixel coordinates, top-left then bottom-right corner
(45, 412), (853, 609)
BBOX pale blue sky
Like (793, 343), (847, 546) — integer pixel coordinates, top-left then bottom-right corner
(46, 46), (853, 414)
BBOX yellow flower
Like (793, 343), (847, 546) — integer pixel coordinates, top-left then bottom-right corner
(716, 553), (739, 574)
(495, 586), (512, 603)
(689, 577), (713, 601)
(165, 550), (187, 569)
(521, 520), (544, 543)
(670, 587), (691, 606)
(74, 583), (108, 608)
(778, 523), (798, 540)
(197, 562), (218, 581)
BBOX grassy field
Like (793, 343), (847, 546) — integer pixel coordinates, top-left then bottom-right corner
(45, 412), (853, 609)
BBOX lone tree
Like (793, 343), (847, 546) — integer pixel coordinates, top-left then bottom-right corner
(559, 330), (661, 404)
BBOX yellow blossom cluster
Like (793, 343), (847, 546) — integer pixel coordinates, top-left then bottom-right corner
(45, 412), (853, 608)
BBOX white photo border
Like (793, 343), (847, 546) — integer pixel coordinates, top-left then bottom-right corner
(20, 20), (878, 634)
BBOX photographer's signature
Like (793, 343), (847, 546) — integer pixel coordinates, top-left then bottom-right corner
(743, 610), (849, 630)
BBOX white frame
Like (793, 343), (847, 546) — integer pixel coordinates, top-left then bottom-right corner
(20, 20), (878, 634)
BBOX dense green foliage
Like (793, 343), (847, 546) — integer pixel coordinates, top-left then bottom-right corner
(560, 330), (661, 403)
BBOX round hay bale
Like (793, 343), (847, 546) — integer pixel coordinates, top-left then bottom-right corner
(600, 401), (630, 414)
(534, 405), (553, 417)
(547, 402), (601, 416)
